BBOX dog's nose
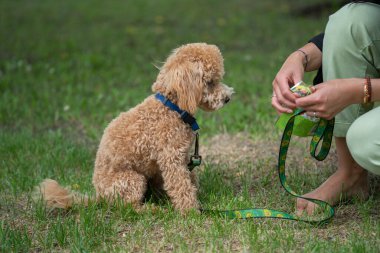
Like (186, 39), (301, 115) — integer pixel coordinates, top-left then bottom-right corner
(224, 97), (230, 104)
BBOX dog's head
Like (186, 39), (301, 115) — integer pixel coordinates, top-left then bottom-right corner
(152, 43), (234, 114)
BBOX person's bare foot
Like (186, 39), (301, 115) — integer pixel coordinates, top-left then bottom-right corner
(296, 168), (369, 215)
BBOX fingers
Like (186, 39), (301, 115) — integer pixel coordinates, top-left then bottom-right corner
(310, 86), (317, 93)
(304, 111), (325, 119)
(271, 95), (293, 114)
(271, 54), (306, 114)
(304, 111), (334, 120)
(295, 84), (321, 107)
(272, 78), (298, 114)
(294, 85), (332, 119)
(304, 111), (320, 118)
(271, 88), (295, 114)
(295, 96), (315, 109)
(273, 79), (297, 107)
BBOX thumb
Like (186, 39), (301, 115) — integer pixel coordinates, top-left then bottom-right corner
(292, 73), (304, 87)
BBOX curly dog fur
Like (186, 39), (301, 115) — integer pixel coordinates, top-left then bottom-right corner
(35, 43), (233, 213)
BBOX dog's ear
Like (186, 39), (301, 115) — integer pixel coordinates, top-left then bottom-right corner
(165, 61), (203, 114)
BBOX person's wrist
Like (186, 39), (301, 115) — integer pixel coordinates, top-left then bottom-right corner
(289, 51), (306, 69)
(345, 78), (364, 104)
(295, 49), (308, 70)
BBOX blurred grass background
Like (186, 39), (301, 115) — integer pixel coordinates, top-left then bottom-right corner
(0, 0), (339, 137)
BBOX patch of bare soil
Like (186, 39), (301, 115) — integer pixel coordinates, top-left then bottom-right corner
(200, 132), (338, 173)
(200, 132), (380, 194)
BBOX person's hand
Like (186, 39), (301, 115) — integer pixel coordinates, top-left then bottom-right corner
(295, 79), (359, 120)
(272, 51), (305, 114)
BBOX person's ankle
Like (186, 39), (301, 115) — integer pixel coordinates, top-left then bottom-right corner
(351, 166), (367, 178)
(337, 164), (367, 178)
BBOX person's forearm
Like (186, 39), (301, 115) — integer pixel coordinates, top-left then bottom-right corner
(342, 78), (380, 104)
(295, 42), (322, 72)
(296, 78), (380, 120)
(371, 78), (380, 102)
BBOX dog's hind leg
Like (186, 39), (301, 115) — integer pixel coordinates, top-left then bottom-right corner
(93, 169), (147, 210)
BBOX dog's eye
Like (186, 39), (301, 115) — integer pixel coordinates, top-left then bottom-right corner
(207, 80), (214, 86)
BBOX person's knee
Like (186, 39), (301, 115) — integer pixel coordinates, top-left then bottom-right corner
(347, 116), (380, 175)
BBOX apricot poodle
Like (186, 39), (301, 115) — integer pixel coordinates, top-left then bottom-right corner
(36, 43), (233, 213)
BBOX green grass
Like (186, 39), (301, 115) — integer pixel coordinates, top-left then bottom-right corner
(1, 0), (379, 252)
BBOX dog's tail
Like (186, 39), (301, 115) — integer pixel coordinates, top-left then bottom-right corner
(33, 179), (91, 209)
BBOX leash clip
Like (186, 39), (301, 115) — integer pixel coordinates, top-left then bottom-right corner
(188, 132), (202, 171)
(188, 154), (202, 171)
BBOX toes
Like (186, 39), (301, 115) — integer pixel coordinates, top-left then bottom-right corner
(296, 198), (308, 216)
(306, 203), (317, 215)
(296, 197), (320, 216)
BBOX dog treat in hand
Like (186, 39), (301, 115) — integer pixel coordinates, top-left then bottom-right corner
(275, 81), (320, 137)
(291, 81), (312, 97)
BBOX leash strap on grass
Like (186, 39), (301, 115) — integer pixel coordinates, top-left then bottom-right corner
(201, 109), (335, 225)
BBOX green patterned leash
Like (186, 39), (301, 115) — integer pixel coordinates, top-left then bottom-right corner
(201, 109), (335, 225)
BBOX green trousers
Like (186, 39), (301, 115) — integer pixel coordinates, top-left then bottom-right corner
(323, 2), (380, 175)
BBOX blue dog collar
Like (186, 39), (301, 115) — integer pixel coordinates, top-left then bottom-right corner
(155, 93), (200, 131)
